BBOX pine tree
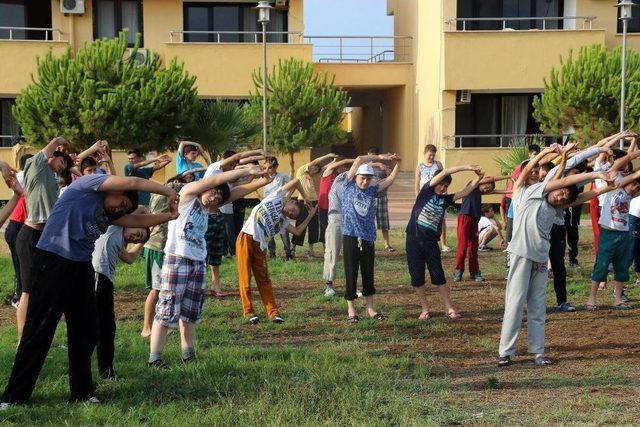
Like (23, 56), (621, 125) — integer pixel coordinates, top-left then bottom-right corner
(533, 44), (640, 143)
(248, 58), (350, 175)
(13, 31), (198, 152)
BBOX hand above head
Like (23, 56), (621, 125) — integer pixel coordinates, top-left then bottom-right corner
(167, 192), (180, 219)
(465, 164), (481, 173)
(0, 163), (17, 187)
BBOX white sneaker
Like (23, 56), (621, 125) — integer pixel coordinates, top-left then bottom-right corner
(0, 402), (10, 410)
(356, 290), (363, 298)
(441, 245), (451, 253)
(324, 285), (336, 297)
(86, 396), (100, 404)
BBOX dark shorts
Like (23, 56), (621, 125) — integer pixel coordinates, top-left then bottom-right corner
(406, 234), (446, 286)
(591, 228), (632, 282)
(205, 212), (226, 267)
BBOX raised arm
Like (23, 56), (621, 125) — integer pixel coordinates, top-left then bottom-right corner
(181, 165), (266, 200)
(323, 159), (355, 177)
(618, 168), (640, 189)
(308, 153), (338, 168)
(567, 179), (618, 208)
(430, 164), (479, 188)
(152, 155), (172, 172)
(453, 169), (485, 201)
(544, 171), (607, 193)
(224, 175), (272, 205)
(111, 212), (176, 229)
(347, 153), (394, 181)
(377, 157), (401, 193)
(77, 140), (107, 164)
(118, 242), (145, 264)
(43, 136), (68, 158)
(514, 145), (559, 190)
(286, 204), (318, 236)
(610, 150), (640, 174)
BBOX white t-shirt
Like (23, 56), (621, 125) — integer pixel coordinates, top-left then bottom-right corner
(599, 185), (632, 231)
(241, 191), (290, 250)
(594, 160), (612, 206)
(164, 197), (209, 262)
(264, 172), (290, 198)
(630, 196), (640, 218)
(203, 160), (234, 214)
(478, 216), (492, 231)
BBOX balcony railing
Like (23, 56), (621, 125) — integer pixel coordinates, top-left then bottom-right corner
(0, 26), (63, 41)
(303, 36), (412, 63)
(168, 30), (304, 43)
(445, 134), (564, 149)
(0, 135), (21, 148)
(444, 16), (596, 32)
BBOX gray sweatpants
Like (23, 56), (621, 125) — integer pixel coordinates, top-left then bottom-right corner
(499, 253), (548, 357)
(323, 214), (342, 282)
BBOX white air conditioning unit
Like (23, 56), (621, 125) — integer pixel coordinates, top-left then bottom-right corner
(457, 90), (471, 104)
(60, 0), (85, 14)
(275, 0), (287, 7)
(126, 48), (149, 66)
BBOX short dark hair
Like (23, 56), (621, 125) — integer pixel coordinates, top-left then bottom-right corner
(569, 161), (588, 174)
(19, 154), (33, 170)
(80, 156), (98, 173)
(528, 144), (541, 154)
(440, 174), (453, 185)
(127, 149), (142, 157)
(520, 159), (530, 170)
(424, 144), (437, 154)
(140, 227), (151, 244)
(183, 144), (198, 155)
(215, 183), (231, 204)
(566, 185), (579, 204)
(265, 156), (279, 168)
(612, 148), (627, 159)
(541, 162), (555, 173)
(52, 151), (73, 185)
(222, 150), (236, 159)
(481, 204), (493, 215)
(368, 146), (380, 155)
(123, 190), (139, 214)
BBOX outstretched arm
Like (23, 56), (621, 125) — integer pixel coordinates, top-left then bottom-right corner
(308, 153), (337, 168)
(378, 157), (401, 193)
(514, 145), (559, 190)
(453, 169), (485, 201)
(181, 165), (266, 199)
(286, 205), (318, 236)
(225, 176), (272, 205)
(43, 136), (68, 158)
(610, 150), (640, 174)
(323, 159), (355, 177)
(118, 243), (145, 264)
(152, 155), (172, 172)
(430, 164), (480, 188)
(544, 171), (608, 193)
(347, 153), (394, 181)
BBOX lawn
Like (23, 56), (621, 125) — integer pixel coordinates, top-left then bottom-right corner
(0, 228), (639, 425)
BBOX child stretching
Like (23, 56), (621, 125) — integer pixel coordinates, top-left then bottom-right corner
(498, 169), (614, 368)
(586, 150), (640, 310)
(415, 144), (447, 251)
(343, 154), (400, 323)
(238, 178), (316, 324)
(149, 166), (269, 367)
(478, 205), (505, 250)
(407, 164), (483, 320)
(454, 175), (510, 282)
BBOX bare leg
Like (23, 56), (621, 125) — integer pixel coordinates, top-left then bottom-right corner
(347, 300), (357, 317)
(364, 295), (379, 318)
(16, 292), (29, 342)
(209, 265), (222, 294)
(149, 320), (169, 357)
(141, 289), (159, 338)
(414, 285), (430, 314)
(178, 319), (196, 351)
(587, 280), (600, 307)
(440, 226), (447, 249)
(612, 280), (626, 305)
(438, 285), (459, 317)
(382, 230), (391, 248)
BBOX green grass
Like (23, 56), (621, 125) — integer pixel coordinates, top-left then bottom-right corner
(0, 228), (639, 425)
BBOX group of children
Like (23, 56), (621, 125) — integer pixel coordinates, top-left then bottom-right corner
(1, 131), (639, 408)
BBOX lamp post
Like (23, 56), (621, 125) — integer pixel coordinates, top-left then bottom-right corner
(617, 0), (636, 148)
(257, 1), (272, 153)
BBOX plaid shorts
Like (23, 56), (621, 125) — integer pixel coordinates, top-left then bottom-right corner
(205, 212), (226, 266)
(155, 254), (206, 327)
(376, 194), (390, 231)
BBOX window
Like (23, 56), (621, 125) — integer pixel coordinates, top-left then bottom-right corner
(0, 0), (52, 40)
(94, 0), (143, 46)
(0, 99), (20, 147)
(454, 93), (546, 147)
(456, 0), (564, 30)
(183, 2), (288, 43)
(617, 0), (640, 33)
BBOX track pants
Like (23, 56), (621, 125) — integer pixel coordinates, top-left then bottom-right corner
(236, 232), (279, 318)
(455, 214), (480, 275)
(323, 214), (342, 282)
(95, 273), (116, 377)
(343, 235), (375, 301)
(564, 206), (580, 263)
(549, 224), (567, 306)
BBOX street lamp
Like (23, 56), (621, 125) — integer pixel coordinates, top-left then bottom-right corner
(256, 1), (272, 153)
(617, 0), (637, 148)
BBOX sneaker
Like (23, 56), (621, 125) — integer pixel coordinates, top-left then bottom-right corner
(478, 245), (490, 252)
(569, 259), (581, 269)
(557, 302), (576, 312)
(441, 245), (451, 253)
(147, 359), (167, 369)
(273, 315), (285, 324)
(86, 396), (100, 404)
(0, 402), (10, 410)
(248, 315), (260, 325)
(324, 285), (336, 297)
(99, 367), (116, 380)
(356, 290), (363, 298)
(453, 270), (463, 282)
(471, 273), (485, 282)
(497, 356), (512, 367)
(534, 354), (552, 367)
(182, 355), (196, 363)
(285, 253), (294, 261)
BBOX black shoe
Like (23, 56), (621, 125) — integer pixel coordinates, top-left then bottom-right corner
(272, 315), (285, 324)
(498, 356), (513, 367)
(147, 359), (167, 369)
(182, 355), (196, 363)
(99, 367), (116, 380)
(248, 315), (260, 324)
(569, 259), (581, 269)
(285, 253), (294, 260)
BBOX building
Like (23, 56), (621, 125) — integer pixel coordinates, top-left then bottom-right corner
(0, 0), (637, 200)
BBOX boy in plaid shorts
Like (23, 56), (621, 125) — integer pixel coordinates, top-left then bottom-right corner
(368, 147), (395, 252)
(149, 165), (270, 367)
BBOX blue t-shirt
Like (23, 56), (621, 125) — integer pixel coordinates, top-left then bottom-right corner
(124, 164), (154, 206)
(176, 151), (204, 181)
(406, 180), (454, 241)
(341, 179), (379, 242)
(459, 187), (481, 219)
(37, 174), (111, 262)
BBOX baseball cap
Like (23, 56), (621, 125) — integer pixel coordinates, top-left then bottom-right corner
(356, 164), (375, 176)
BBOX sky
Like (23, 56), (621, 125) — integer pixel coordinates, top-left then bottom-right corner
(303, 0), (394, 36)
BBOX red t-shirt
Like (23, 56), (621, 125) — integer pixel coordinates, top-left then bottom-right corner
(504, 163), (523, 200)
(318, 173), (336, 210)
(9, 195), (27, 223)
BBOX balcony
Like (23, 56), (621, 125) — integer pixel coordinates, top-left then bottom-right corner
(444, 134), (562, 149)
(0, 27), (69, 94)
(442, 16), (606, 90)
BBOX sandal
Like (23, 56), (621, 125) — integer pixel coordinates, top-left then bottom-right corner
(385, 246), (396, 253)
(206, 289), (228, 298)
(534, 354), (552, 367)
(498, 356), (513, 367)
(446, 309), (461, 320)
(613, 303), (633, 310)
(598, 282), (606, 291)
(347, 315), (359, 324)
(371, 313), (387, 320)
(418, 311), (431, 320)
(585, 304), (598, 311)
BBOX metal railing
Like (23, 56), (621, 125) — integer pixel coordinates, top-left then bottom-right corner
(0, 135), (22, 148)
(444, 16), (596, 32)
(303, 36), (412, 63)
(169, 30), (304, 43)
(445, 134), (563, 149)
(0, 26), (63, 41)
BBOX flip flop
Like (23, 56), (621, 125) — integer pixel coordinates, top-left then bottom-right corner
(347, 315), (360, 324)
(585, 304), (598, 311)
(418, 311), (431, 320)
(371, 313), (386, 320)
(446, 310), (461, 320)
(385, 246), (396, 253)
(613, 303), (633, 310)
